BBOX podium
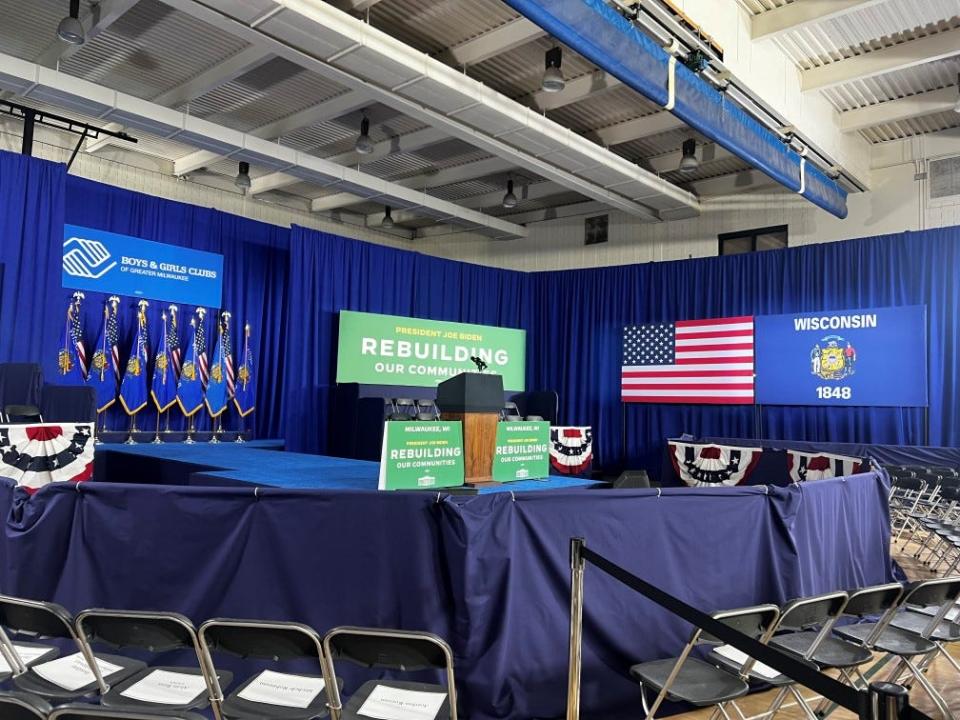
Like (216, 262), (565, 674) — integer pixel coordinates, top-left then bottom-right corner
(437, 373), (503, 485)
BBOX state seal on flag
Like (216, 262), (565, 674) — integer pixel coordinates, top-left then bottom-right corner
(810, 334), (856, 380)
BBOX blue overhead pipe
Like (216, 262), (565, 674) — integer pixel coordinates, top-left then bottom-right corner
(504, 0), (848, 218)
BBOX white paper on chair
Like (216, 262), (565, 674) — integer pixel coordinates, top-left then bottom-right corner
(357, 685), (447, 720)
(0, 645), (54, 673)
(714, 645), (781, 680)
(236, 669), (325, 709)
(32, 652), (124, 691)
(120, 668), (209, 704)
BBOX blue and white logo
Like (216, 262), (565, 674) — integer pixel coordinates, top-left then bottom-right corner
(62, 237), (118, 279)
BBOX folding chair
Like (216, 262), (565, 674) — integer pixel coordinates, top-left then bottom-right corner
(717, 591), (848, 720)
(199, 618), (337, 720)
(3, 404), (43, 424)
(835, 578), (960, 719)
(48, 705), (207, 719)
(415, 400), (440, 420)
(501, 402), (520, 420)
(887, 577), (960, 683)
(502, 415), (523, 422)
(323, 626), (457, 720)
(75, 609), (230, 713)
(391, 399), (417, 418)
(0, 692), (52, 720)
(0, 595), (144, 701)
(415, 413), (438, 422)
(629, 604), (780, 720)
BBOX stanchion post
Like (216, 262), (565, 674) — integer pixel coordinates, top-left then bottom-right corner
(124, 412), (138, 445)
(185, 414), (196, 445)
(866, 682), (909, 720)
(567, 537), (586, 720)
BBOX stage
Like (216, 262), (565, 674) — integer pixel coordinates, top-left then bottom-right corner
(0, 450), (896, 720)
(93, 441), (601, 493)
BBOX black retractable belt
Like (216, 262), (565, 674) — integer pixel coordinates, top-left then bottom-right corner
(578, 545), (934, 720)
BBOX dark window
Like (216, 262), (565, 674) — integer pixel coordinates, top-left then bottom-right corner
(584, 215), (609, 245)
(718, 225), (787, 256)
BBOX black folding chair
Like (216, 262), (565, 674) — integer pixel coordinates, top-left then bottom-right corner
(629, 604), (780, 720)
(199, 618), (337, 720)
(0, 692), (51, 720)
(835, 578), (960, 718)
(719, 591), (848, 720)
(48, 705), (207, 719)
(3, 404), (43, 424)
(0, 595), (143, 701)
(391, 399), (417, 418)
(76, 609), (229, 713)
(323, 626), (457, 720)
(415, 401), (440, 420)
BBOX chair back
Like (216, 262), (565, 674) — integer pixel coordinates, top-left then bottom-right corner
(503, 414), (523, 422)
(0, 363), (43, 410)
(416, 413), (438, 422)
(392, 399), (416, 415)
(49, 705), (206, 719)
(0, 693), (51, 720)
(842, 583), (903, 618)
(776, 591), (848, 632)
(0, 596), (76, 639)
(3, 405), (43, 424)
(77, 610), (198, 653)
(200, 619), (323, 661)
(700, 605), (780, 645)
(902, 578), (960, 614)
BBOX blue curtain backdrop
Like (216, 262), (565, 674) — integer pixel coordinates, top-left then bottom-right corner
(1, 150), (958, 469)
(282, 227), (529, 453)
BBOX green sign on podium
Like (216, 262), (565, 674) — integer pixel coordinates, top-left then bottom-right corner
(378, 421), (465, 491)
(492, 421), (551, 482)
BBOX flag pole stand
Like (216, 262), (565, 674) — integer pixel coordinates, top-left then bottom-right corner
(235, 414), (246, 443)
(210, 414), (222, 444)
(124, 412), (138, 445)
(151, 409), (162, 444)
(94, 412), (104, 445)
(185, 414), (196, 445)
(163, 409), (172, 435)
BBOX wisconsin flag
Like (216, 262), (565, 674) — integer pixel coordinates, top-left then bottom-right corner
(176, 309), (207, 417)
(205, 312), (232, 418)
(151, 311), (178, 413)
(57, 292), (88, 384)
(119, 301), (150, 415)
(233, 323), (256, 417)
(88, 296), (121, 412)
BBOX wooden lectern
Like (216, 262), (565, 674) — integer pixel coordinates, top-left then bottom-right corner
(437, 372), (504, 485)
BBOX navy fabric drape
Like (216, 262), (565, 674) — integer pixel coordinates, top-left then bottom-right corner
(282, 227), (529, 453)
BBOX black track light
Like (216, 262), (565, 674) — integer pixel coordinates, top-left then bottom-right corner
(58, 0), (85, 45)
(235, 161), (251, 191)
(381, 206), (394, 229)
(502, 179), (518, 209)
(542, 47), (565, 93)
(355, 114), (375, 155)
(679, 139), (699, 172)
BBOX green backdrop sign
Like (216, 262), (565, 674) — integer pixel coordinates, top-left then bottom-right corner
(492, 421), (550, 482)
(337, 310), (526, 390)
(378, 421), (465, 491)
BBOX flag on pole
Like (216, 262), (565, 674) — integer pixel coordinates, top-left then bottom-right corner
(88, 296), (121, 412)
(204, 312), (231, 418)
(57, 292), (88, 384)
(119, 300), (150, 415)
(151, 311), (178, 413)
(234, 323), (256, 417)
(168, 304), (182, 377)
(176, 309), (206, 417)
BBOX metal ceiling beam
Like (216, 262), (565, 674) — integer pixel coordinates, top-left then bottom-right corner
(442, 17), (546, 67)
(802, 28), (960, 92)
(838, 86), (960, 132)
(311, 156), (515, 211)
(152, 46), (274, 108)
(588, 112), (686, 147)
(751, 0), (885, 40)
(0, 52), (527, 239)
(156, 0), (696, 220)
(174, 89), (369, 175)
(250, 126), (449, 195)
(34, 0), (140, 68)
(689, 169), (778, 197)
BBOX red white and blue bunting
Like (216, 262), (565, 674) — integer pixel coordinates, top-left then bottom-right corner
(550, 426), (593, 476)
(0, 423), (94, 494)
(669, 441), (762, 487)
(787, 451), (863, 483)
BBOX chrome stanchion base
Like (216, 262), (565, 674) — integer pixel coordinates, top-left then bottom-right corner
(184, 416), (196, 444)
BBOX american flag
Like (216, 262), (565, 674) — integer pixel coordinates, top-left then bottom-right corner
(223, 317), (235, 398)
(106, 304), (120, 379)
(621, 316), (755, 404)
(196, 314), (208, 386)
(168, 306), (181, 376)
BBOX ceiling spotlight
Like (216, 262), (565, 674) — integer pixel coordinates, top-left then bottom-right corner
(381, 206), (394, 229)
(542, 47), (565, 93)
(57, 0), (85, 45)
(234, 161), (251, 191)
(355, 114), (375, 155)
(502, 179), (518, 209)
(679, 139), (699, 172)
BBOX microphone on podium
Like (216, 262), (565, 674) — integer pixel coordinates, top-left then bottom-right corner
(470, 356), (488, 373)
